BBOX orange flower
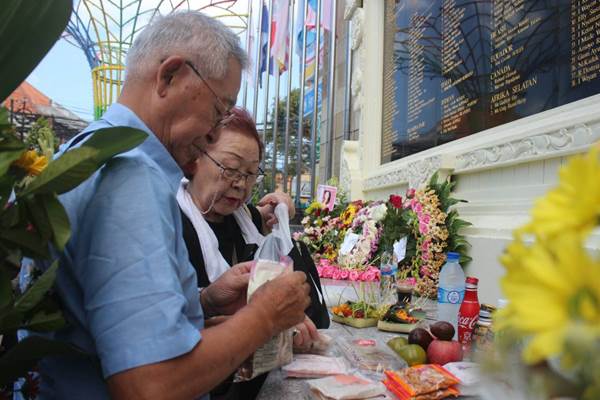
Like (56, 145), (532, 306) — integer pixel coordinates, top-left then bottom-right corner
(13, 150), (48, 176)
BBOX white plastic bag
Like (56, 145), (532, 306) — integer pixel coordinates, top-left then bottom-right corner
(235, 203), (294, 381)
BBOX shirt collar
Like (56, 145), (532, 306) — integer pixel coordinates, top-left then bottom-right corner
(102, 103), (183, 192)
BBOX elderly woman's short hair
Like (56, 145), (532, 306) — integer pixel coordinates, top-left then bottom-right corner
(126, 11), (247, 80)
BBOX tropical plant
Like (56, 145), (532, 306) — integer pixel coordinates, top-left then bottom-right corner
(0, 0), (148, 395)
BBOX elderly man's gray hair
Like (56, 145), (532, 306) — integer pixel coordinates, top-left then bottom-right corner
(126, 11), (247, 80)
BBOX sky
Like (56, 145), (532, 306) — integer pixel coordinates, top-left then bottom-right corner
(26, 38), (95, 121)
(23, 0), (308, 125)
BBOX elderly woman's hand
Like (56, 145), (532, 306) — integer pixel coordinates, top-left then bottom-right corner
(257, 191), (295, 229)
(292, 316), (319, 352)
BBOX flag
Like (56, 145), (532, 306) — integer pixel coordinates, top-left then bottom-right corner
(295, 0), (333, 57)
(258, 1), (269, 87)
(270, 0), (290, 74)
(247, 0), (260, 86)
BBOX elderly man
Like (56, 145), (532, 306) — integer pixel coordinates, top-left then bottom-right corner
(36, 12), (310, 400)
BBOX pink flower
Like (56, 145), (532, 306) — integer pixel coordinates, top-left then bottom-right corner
(340, 270), (350, 280)
(422, 251), (431, 261)
(332, 269), (342, 280)
(419, 223), (429, 235)
(349, 271), (360, 281)
(420, 265), (430, 276)
(413, 203), (423, 213)
(421, 241), (431, 251)
(407, 188), (416, 198)
(420, 214), (431, 225)
(316, 266), (323, 276)
(363, 271), (379, 282)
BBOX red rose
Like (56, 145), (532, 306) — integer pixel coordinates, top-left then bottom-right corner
(389, 194), (403, 209)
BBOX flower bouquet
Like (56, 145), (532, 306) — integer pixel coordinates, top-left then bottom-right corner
(377, 173), (472, 298)
(481, 146), (600, 400)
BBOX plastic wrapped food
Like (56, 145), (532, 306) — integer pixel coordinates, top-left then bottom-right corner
(337, 338), (407, 376)
(309, 374), (387, 399)
(235, 205), (295, 381)
(282, 354), (349, 378)
(383, 365), (460, 399)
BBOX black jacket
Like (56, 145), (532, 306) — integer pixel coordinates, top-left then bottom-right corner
(180, 204), (329, 328)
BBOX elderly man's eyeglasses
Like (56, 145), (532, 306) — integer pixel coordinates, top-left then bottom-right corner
(202, 151), (264, 185)
(185, 60), (233, 127)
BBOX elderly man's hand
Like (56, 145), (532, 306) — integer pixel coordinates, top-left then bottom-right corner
(200, 261), (252, 317)
(256, 191), (295, 229)
(247, 271), (310, 335)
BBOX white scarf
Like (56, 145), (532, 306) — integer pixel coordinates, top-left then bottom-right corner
(177, 179), (265, 283)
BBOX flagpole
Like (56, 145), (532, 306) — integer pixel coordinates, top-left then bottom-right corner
(295, 0), (310, 208)
(325, 0), (337, 180)
(271, 68), (281, 192)
(309, 0), (322, 201)
(242, 0), (253, 108)
(282, 0), (296, 193)
(252, 0), (264, 119)
(260, 0), (274, 196)
(343, 18), (352, 140)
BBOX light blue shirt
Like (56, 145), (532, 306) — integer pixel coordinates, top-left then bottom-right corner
(33, 104), (206, 399)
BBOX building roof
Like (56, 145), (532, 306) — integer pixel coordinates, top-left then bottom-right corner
(2, 81), (89, 139)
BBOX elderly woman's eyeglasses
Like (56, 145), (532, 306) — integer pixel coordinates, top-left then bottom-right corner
(185, 60), (234, 127)
(202, 151), (264, 185)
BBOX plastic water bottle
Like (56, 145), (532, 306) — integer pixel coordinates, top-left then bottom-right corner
(437, 252), (465, 339)
(379, 251), (398, 304)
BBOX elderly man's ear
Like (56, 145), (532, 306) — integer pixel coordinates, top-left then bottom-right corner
(156, 56), (186, 97)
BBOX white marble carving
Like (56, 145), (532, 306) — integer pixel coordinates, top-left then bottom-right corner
(350, 8), (364, 51)
(455, 123), (600, 172)
(344, 0), (361, 20)
(363, 155), (443, 190)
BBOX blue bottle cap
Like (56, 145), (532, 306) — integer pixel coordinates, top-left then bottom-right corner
(447, 252), (460, 262)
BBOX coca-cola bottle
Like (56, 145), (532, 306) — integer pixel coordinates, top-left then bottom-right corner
(458, 276), (480, 350)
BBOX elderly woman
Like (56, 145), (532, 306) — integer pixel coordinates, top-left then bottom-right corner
(177, 107), (328, 399)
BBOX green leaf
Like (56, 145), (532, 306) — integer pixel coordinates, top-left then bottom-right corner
(21, 307), (65, 332)
(81, 127), (148, 164)
(0, 336), (86, 386)
(14, 260), (58, 314)
(0, 0), (73, 102)
(18, 146), (99, 196)
(0, 133), (26, 177)
(0, 227), (49, 258)
(24, 196), (53, 242)
(0, 264), (13, 310)
(0, 173), (17, 210)
(42, 193), (71, 251)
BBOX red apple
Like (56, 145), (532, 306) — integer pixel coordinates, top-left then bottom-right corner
(426, 340), (463, 365)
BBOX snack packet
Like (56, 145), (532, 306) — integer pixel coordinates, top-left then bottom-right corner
(235, 204), (295, 381)
(309, 374), (387, 400)
(283, 354), (349, 378)
(337, 338), (406, 377)
(383, 365), (461, 399)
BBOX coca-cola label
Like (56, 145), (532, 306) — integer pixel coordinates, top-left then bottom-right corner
(458, 315), (478, 330)
(458, 314), (479, 345)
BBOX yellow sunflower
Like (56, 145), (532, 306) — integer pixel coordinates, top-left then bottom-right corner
(522, 147), (600, 239)
(12, 150), (48, 176)
(496, 233), (600, 364)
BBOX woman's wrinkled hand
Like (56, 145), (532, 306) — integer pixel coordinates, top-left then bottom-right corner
(257, 192), (295, 229)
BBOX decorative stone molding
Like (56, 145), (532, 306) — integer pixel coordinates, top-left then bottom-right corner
(339, 140), (363, 199)
(455, 122), (600, 172)
(363, 155), (445, 190)
(350, 8), (364, 51)
(344, 0), (361, 20)
(350, 66), (362, 111)
(340, 157), (351, 194)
